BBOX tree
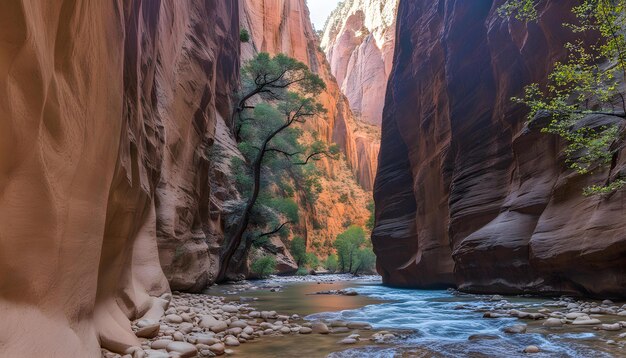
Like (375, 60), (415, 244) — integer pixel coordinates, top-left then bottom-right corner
(217, 53), (339, 281)
(290, 236), (307, 267)
(334, 225), (366, 273)
(324, 254), (339, 272)
(499, 0), (626, 194)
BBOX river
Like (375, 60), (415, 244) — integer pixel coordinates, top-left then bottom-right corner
(208, 275), (624, 357)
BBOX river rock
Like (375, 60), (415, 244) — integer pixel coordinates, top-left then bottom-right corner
(261, 311), (277, 319)
(224, 336), (240, 346)
(524, 345), (540, 353)
(503, 324), (527, 334)
(347, 322), (372, 330)
(566, 312), (587, 320)
(572, 316), (602, 325)
(151, 340), (173, 350)
(200, 316), (228, 332)
(166, 342), (197, 358)
(209, 343), (225, 355)
(144, 350), (169, 358)
(339, 338), (358, 344)
(229, 320), (248, 328)
(222, 305), (239, 313)
(468, 334), (500, 341)
(165, 314), (183, 324)
(543, 318), (564, 327)
(312, 322), (330, 334)
(193, 334), (219, 345)
(601, 323), (621, 331)
(135, 323), (160, 338)
(299, 327), (312, 334)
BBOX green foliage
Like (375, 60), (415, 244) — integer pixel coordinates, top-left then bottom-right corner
(324, 254), (339, 272)
(240, 28), (250, 43)
(366, 200), (375, 230)
(500, 0), (626, 194)
(497, 0), (537, 21)
(305, 252), (320, 269)
(295, 267), (309, 276)
(251, 255), (276, 278)
(339, 193), (349, 203)
(269, 197), (299, 223)
(334, 226), (366, 273)
(290, 236), (307, 267)
(354, 247), (376, 275)
(230, 53), (337, 248)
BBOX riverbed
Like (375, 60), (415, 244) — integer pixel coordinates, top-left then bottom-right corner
(208, 275), (625, 357)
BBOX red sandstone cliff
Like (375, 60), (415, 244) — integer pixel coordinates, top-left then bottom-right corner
(240, 0), (380, 191)
(0, 1), (239, 356)
(373, 0), (626, 298)
(321, 0), (397, 127)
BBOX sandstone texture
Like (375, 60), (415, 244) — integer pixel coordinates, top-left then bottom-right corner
(240, 0), (380, 191)
(372, 0), (626, 297)
(321, 0), (397, 126)
(0, 1), (239, 356)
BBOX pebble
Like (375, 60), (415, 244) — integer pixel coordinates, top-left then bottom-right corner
(543, 318), (564, 328)
(150, 339), (172, 350)
(339, 338), (358, 344)
(222, 305), (239, 313)
(503, 324), (527, 334)
(166, 341), (197, 358)
(347, 322), (372, 330)
(144, 350), (169, 358)
(224, 336), (240, 347)
(524, 345), (540, 353)
(601, 323), (621, 331)
(209, 343), (225, 355)
(299, 327), (313, 334)
(312, 322), (330, 334)
(572, 316), (602, 325)
(165, 314), (183, 324)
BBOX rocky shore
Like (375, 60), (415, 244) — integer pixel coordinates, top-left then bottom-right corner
(100, 281), (397, 358)
(466, 293), (626, 353)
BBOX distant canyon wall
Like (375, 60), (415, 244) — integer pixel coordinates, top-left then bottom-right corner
(321, 0), (397, 127)
(240, 0), (380, 191)
(0, 1), (239, 356)
(373, 0), (626, 298)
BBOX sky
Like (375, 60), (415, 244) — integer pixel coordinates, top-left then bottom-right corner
(307, 0), (342, 31)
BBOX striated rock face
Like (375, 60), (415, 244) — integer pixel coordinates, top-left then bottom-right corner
(321, 0), (397, 126)
(0, 1), (239, 356)
(240, 0), (380, 191)
(373, 0), (626, 297)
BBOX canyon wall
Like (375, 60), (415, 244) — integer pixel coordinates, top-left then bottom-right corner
(0, 1), (239, 356)
(321, 0), (397, 127)
(240, 0), (380, 191)
(373, 0), (626, 298)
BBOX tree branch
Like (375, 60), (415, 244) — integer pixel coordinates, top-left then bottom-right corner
(257, 221), (292, 239)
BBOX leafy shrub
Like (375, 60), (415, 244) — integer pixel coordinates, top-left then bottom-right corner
(305, 252), (320, 270)
(354, 247), (376, 275)
(251, 256), (276, 278)
(295, 267), (309, 276)
(240, 28), (250, 43)
(324, 254), (338, 272)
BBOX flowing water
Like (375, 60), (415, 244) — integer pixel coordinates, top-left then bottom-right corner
(210, 276), (624, 357)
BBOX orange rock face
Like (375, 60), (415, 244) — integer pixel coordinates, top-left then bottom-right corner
(321, 0), (397, 127)
(373, 1), (626, 297)
(0, 1), (239, 356)
(240, 0), (380, 191)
